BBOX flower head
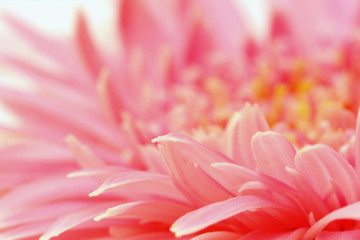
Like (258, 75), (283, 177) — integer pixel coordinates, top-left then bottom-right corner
(1, 0), (360, 239)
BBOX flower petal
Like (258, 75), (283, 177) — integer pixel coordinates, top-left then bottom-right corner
(118, 0), (181, 65)
(121, 232), (188, 240)
(0, 87), (121, 146)
(66, 134), (106, 169)
(74, 9), (103, 79)
(317, 229), (360, 240)
(0, 54), (87, 90)
(0, 201), (87, 229)
(295, 144), (360, 206)
(191, 231), (241, 240)
(94, 200), (190, 224)
(251, 131), (296, 185)
(0, 12), (81, 71)
(67, 166), (127, 179)
(239, 228), (306, 240)
(171, 196), (281, 237)
(0, 221), (51, 240)
(270, 0), (359, 51)
(95, 69), (118, 124)
(305, 202), (360, 239)
(139, 144), (168, 174)
(0, 177), (98, 222)
(0, 139), (71, 162)
(225, 103), (269, 169)
(153, 134), (233, 205)
(89, 171), (186, 202)
(39, 202), (117, 240)
(211, 162), (296, 199)
(355, 109), (360, 170)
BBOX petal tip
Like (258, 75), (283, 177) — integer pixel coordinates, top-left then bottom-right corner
(151, 134), (184, 145)
(89, 189), (100, 197)
(66, 172), (75, 178)
(93, 211), (107, 222)
(151, 136), (160, 144)
(170, 224), (183, 238)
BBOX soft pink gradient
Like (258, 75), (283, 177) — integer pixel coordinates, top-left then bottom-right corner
(1, 0), (360, 239)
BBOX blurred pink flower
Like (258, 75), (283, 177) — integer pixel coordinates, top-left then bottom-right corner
(0, 0), (360, 239)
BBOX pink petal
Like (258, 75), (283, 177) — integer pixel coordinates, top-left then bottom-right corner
(0, 141), (75, 189)
(95, 69), (118, 124)
(153, 134), (233, 206)
(121, 232), (189, 240)
(0, 12), (79, 67)
(94, 200), (191, 224)
(355, 109), (360, 170)
(0, 12), (89, 85)
(189, 0), (246, 57)
(191, 231), (241, 240)
(317, 229), (360, 240)
(239, 228), (306, 240)
(67, 166), (127, 179)
(270, 0), (359, 52)
(211, 162), (296, 200)
(0, 54), (88, 90)
(183, 0), (247, 65)
(0, 139), (71, 162)
(171, 196), (281, 237)
(211, 162), (259, 192)
(65, 134), (106, 169)
(89, 171), (186, 202)
(285, 167), (330, 221)
(0, 88), (121, 146)
(108, 222), (173, 238)
(183, 10), (215, 65)
(0, 177), (98, 221)
(0, 202), (88, 229)
(269, 9), (293, 40)
(305, 202), (360, 239)
(139, 144), (168, 174)
(32, 78), (97, 115)
(251, 131), (296, 185)
(225, 103), (269, 169)
(39, 202), (117, 240)
(74, 9), (103, 79)
(0, 221), (51, 240)
(295, 144), (360, 206)
(118, 0), (181, 67)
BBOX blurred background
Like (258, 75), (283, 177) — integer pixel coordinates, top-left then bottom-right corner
(0, 1), (113, 37)
(0, 1), (116, 125)
(0, 0), (268, 126)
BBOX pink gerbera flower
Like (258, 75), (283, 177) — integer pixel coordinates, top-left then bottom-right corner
(1, 0), (360, 239)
